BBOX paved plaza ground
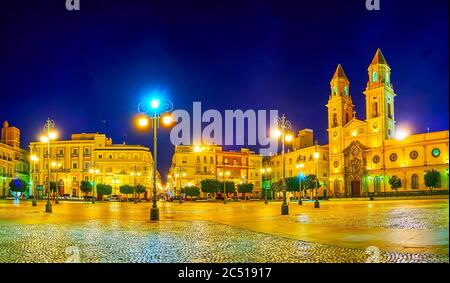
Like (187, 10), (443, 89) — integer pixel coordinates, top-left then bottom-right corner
(0, 198), (448, 263)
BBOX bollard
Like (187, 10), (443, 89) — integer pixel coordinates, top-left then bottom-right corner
(314, 199), (320, 208)
(299, 199), (302, 205)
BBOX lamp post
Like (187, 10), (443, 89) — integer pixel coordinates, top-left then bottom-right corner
(112, 177), (119, 196)
(89, 168), (100, 203)
(296, 162), (304, 205)
(219, 171), (230, 204)
(51, 161), (62, 204)
(40, 118), (57, 213)
(260, 167), (272, 204)
(313, 148), (320, 208)
(137, 97), (174, 221)
(30, 155), (39, 206)
(273, 115), (293, 215)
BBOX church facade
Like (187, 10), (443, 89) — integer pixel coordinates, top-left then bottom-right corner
(327, 49), (449, 197)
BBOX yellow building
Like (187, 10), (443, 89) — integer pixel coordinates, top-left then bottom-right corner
(29, 133), (158, 199)
(267, 131), (330, 198)
(168, 145), (263, 198)
(0, 121), (30, 197)
(327, 49), (449, 197)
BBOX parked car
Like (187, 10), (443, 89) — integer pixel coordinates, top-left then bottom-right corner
(104, 195), (120, 202)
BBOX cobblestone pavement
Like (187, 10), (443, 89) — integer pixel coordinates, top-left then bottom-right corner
(0, 199), (448, 263)
(0, 219), (447, 263)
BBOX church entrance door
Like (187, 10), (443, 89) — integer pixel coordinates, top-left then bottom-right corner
(351, 181), (361, 197)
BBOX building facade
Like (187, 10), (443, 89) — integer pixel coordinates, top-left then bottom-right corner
(0, 121), (29, 197)
(327, 49), (449, 197)
(29, 133), (157, 199)
(168, 145), (263, 198)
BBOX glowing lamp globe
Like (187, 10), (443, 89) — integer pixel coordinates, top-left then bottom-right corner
(150, 99), (160, 109)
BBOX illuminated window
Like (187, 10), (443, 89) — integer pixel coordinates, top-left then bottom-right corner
(333, 86), (338, 95)
(344, 86), (348, 96)
(431, 148), (441, 158)
(372, 72), (378, 82)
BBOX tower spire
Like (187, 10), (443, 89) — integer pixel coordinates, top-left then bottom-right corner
(370, 48), (389, 66)
(332, 64), (348, 80)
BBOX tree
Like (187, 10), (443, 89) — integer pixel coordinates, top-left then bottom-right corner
(200, 179), (221, 198)
(134, 184), (146, 200)
(119, 184), (133, 200)
(388, 175), (402, 197)
(424, 169), (441, 195)
(96, 184), (112, 198)
(80, 181), (93, 196)
(285, 177), (301, 192)
(237, 183), (254, 199)
(221, 181), (235, 195)
(304, 175), (321, 198)
(9, 179), (28, 197)
(181, 186), (201, 197)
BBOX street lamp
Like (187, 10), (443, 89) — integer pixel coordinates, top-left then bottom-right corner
(51, 161), (62, 204)
(313, 148), (320, 208)
(40, 118), (57, 213)
(30, 155), (39, 206)
(89, 168), (100, 203)
(219, 171), (230, 204)
(296, 162), (305, 205)
(273, 114), (293, 215)
(136, 97), (174, 221)
(260, 167), (272, 204)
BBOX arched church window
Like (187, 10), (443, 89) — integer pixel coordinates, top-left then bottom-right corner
(372, 72), (378, 82)
(372, 102), (378, 118)
(386, 72), (390, 84)
(333, 86), (338, 95)
(332, 113), (337, 127)
(344, 87), (348, 96)
(388, 103), (392, 119)
(411, 174), (419, 190)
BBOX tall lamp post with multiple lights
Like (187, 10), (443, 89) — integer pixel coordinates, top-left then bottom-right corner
(273, 114), (293, 215)
(89, 167), (100, 204)
(296, 162), (305, 205)
(40, 118), (58, 213)
(30, 155), (39, 206)
(136, 97), (174, 221)
(313, 147), (320, 208)
(218, 171), (230, 204)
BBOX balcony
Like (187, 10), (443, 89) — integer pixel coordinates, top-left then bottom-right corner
(71, 153), (79, 157)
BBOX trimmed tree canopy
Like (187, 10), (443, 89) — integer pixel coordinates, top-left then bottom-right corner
(80, 180), (93, 194)
(9, 179), (28, 193)
(200, 179), (221, 194)
(424, 169), (441, 189)
(237, 183), (254, 194)
(119, 184), (133, 195)
(96, 184), (112, 196)
(181, 186), (201, 197)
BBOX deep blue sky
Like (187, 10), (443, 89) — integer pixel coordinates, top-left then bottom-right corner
(1, 0), (448, 178)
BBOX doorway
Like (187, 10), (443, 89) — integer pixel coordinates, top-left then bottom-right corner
(351, 181), (361, 197)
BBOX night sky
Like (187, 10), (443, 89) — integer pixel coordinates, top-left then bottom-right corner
(1, 0), (448, 178)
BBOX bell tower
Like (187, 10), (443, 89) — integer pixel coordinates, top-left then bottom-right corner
(364, 49), (396, 141)
(326, 64), (355, 154)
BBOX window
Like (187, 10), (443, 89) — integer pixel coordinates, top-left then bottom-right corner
(72, 177), (77, 182)
(72, 163), (77, 169)
(203, 156), (207, 163)
(333, 86), (338, 95)
(387, 103), (392, 119)
(386, 72), (390, 84)
(197, 156), (200, 163)
(344, 86), (348, 96)
(84, 176), (89, 181)
(59, 149), (64, 155)
(411, 174), (419, 190)
(372, 72), (378, 82)
(72, 148), (78, 155)
(431, 148), (441, 158)
(332, 113), (337, 127)
(98, 154), (103, 159)
(372, 102), (378, 118)
(210, 156), (214, 163)
(84, 162), (90, 170)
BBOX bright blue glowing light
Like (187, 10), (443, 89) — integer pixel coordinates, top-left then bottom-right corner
(150, 99), (160, 109)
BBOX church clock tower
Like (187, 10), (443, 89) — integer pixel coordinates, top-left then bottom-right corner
(364, 49), (396, 142)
